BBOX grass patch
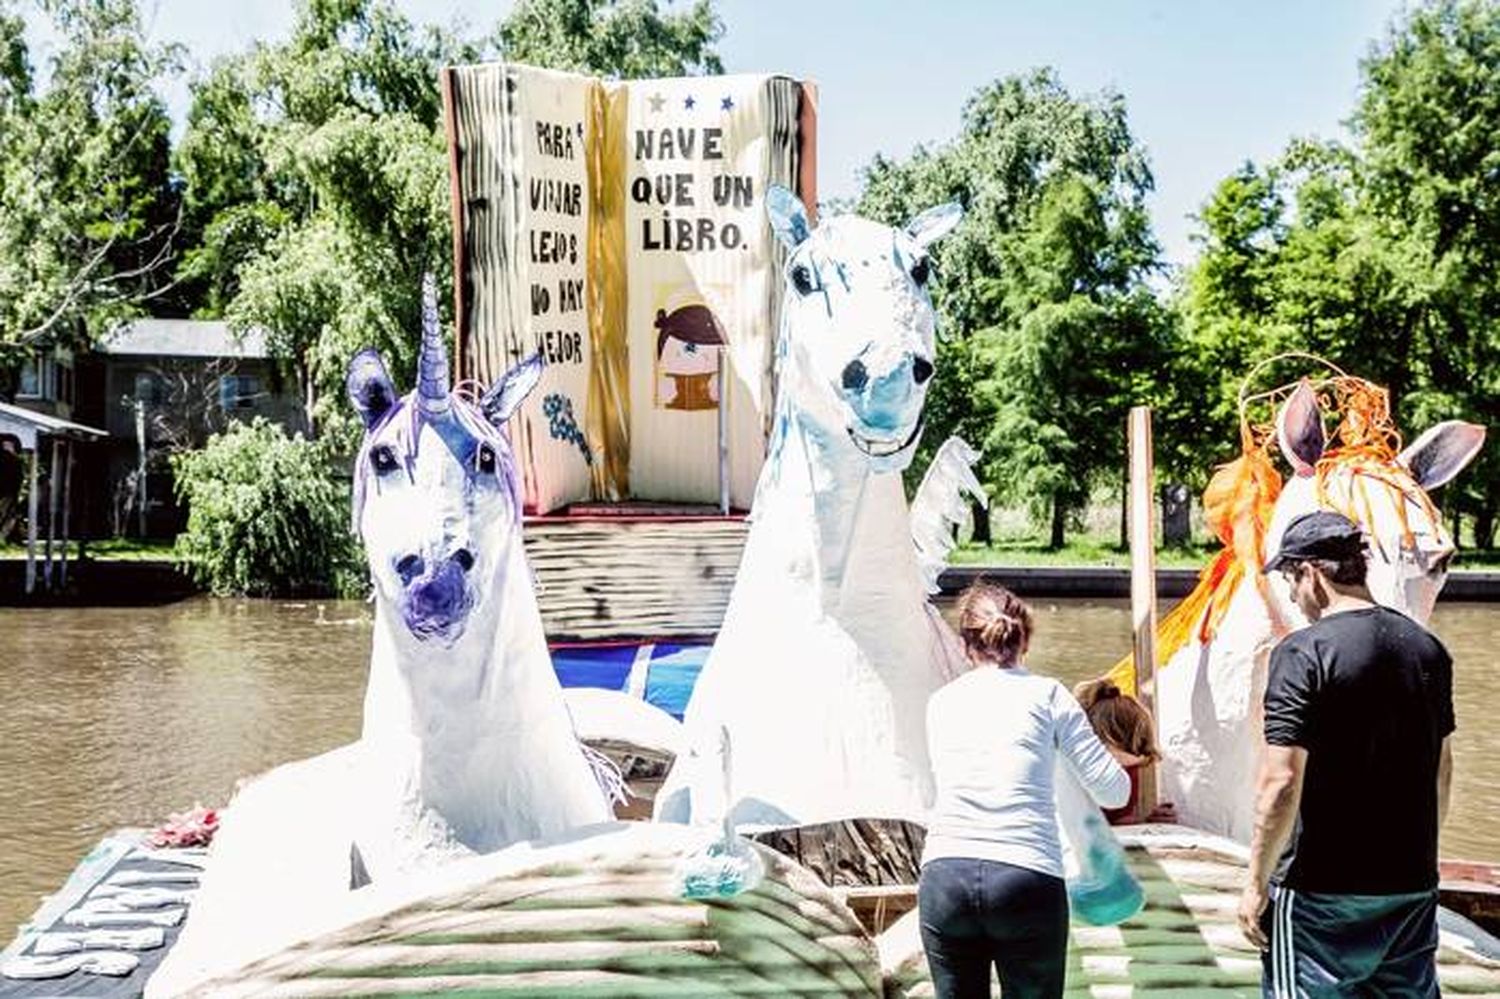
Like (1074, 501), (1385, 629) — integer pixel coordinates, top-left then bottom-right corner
(954, 532), (1500, 572)
(953, 536), (1214, 569)
(0, 537), (177, 561)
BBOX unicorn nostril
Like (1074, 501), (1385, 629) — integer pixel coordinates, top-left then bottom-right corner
(452, 548), (475, 573)
(841, 359), (868, 392)
(912, 356), (934, 384)
(396, 554), (424, 584)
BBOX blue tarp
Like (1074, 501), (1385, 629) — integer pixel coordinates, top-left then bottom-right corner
(549, 642), (709, 721)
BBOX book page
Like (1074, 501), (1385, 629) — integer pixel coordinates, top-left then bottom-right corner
(621, 74), (799, 508)
(447, 63), (596, 514)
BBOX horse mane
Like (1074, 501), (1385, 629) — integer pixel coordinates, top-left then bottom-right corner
(1106, 356), (1428, 695)
(349, 381), (523, 533)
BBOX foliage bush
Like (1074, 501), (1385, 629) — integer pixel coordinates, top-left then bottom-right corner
(172, 419), (366, 597)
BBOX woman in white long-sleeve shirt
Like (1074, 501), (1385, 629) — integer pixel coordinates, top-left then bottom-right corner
(920, 582), (1130, 999)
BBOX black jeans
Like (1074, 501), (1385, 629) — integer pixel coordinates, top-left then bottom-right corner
(918, 857), (1069, 999)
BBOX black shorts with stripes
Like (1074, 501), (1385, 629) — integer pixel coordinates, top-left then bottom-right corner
(1260, 884), (1439, 998)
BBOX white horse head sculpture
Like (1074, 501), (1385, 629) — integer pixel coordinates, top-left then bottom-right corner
(345, 276), (614, 857)
(149, 278), (614, 996)
(765, 185), (961, 473)
(1143, 374), (1484, 841)
(349, 278), (536, 652)
(1265, 379), (1485, 625)
(655, 189), (969, 829)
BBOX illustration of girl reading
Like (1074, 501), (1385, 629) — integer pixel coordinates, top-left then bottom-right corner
(654, 302), (726, 411)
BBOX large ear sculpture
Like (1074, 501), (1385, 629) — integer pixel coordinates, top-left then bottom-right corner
(766, 184), (811, 250)
(481, 353), (545, 426)
(1276, 379), (1325, 477)
(906, 201), (963, 249)
(347, 348), (398, 430)
(1398, 421), (1486, 490)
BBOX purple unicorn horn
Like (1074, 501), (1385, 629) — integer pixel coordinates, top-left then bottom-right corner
(417, 272), (450, 417)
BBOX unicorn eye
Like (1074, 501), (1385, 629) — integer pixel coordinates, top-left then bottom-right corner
(370, 445), (398, 475)
(476, 443), (497, 475)
(791, 264), (816, 296)
(910, 257), (930, 286)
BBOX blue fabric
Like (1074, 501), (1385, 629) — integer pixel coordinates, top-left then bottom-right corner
(644, 645), (708, 720)
(547, 643), (710, 721)
(549, 646), (636, 692)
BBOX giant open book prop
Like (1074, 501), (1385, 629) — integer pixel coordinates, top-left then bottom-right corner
(443, 64), (815, 513)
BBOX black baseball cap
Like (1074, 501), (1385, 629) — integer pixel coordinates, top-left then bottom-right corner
(1262, 511), (1366, 573)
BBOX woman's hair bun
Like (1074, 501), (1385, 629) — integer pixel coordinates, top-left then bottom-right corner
(956, 581), (1034, 667)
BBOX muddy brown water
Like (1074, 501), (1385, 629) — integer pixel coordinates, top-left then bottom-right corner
(2, 597), (1497, 935)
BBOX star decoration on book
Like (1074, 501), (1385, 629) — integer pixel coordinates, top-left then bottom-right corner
(648, 92), (665, 113)
(684, 95), (696, 110)
(721, 95), (734, 111)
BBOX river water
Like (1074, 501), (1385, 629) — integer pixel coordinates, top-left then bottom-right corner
(2, 597), (1496, 935)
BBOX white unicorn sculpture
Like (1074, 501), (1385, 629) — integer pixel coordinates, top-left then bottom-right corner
(655, 186), (980, 828)
(1126, 374), (1484, 842)
(148, 280), (614, 996)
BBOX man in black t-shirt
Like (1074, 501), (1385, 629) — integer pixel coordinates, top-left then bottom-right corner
(1238, 510), (1455, 999)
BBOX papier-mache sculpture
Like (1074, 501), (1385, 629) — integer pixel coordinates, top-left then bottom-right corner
(655, 185), (981, 828)
(147, 277), (615, 996)
(1104, 368), (1484, 842)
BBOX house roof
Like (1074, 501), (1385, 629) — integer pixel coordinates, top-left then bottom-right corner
(99, 319), (271, 359)
(0, 400), (108, 449)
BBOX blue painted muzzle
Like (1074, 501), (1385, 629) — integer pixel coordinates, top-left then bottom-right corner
(401, 554), (475, 644)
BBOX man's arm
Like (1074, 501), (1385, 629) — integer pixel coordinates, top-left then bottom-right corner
(1238, 744), (1307, 950)
(1438, 736), (1454, 829)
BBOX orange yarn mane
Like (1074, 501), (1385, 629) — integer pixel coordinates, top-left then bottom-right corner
(1106, 359), (1425, 696)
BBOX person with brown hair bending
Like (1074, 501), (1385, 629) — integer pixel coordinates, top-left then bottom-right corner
(1073, 679), (1177, 825)
(920, 582), (1131, 999)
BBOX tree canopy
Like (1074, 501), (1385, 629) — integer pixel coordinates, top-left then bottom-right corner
(0, 0), (181, 361)
(496, 0), (722, 78)
(1179, 0), (1500, 541)
(858, 69), (1171, 546)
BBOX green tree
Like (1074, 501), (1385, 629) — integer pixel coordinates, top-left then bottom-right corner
(858, 69), (1169, 547)
(1356, 0), (1500, 543)
(173, 0), (467, 437)
(172, 418), (364, 596)
(496, 0), (723, 77)
(1181, 0), (1500, 542)
(0, 0), (182, 357)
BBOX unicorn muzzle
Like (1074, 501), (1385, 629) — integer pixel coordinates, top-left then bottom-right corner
(398, 550), (477, 644)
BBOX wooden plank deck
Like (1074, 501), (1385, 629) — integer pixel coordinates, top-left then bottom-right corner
(523, 516), (748, 640)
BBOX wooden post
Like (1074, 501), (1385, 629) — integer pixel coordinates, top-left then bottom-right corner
(717, 349), (730, 515)
(59, 439), (75, 588)
(1128, 406), (1160, 821)
(44, 437), (60, 589)
(24, 446), (38, 595)
(135, 398), (147, 538)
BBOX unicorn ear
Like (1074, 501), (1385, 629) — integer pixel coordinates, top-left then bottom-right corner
(1399, 421), (1485, 490)
(347, 348), (398, 430)
(480, 353), (544, 426)
(766, 184), (811, 249)
(906, 202), (963, 249)
(1276, 379), (1325, 477)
